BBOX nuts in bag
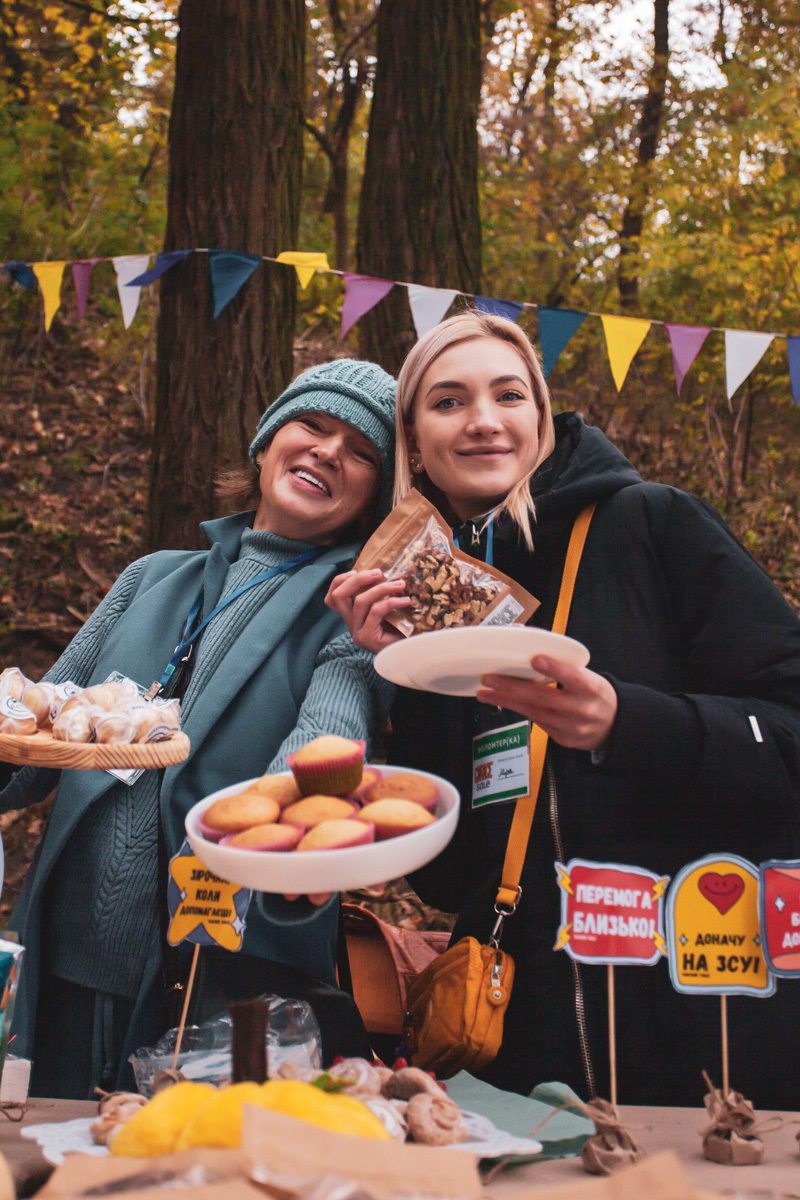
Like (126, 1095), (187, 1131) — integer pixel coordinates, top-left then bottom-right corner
(354, 492), (538, 636)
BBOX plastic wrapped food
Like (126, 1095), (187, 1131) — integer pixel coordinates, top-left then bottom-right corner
(0, 696), (37, 736)
(354, 492), (538, 637)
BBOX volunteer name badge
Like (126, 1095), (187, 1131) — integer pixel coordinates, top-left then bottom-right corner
(666, 853), (774, 997)
(554, 858), (668, 965)
(167, 838), (251, 951)
(759, 859), (800, 976)
(472, 720), (529, 808)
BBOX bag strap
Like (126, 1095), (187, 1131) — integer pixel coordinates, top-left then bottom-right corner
(493, 503), (596, 917)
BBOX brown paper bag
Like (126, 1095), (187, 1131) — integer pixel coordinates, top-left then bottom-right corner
(36, 1147), (253, 1196)
(241, 1102), (482, 1199)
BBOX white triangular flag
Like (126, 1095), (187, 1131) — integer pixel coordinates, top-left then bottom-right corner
(407, 284), (459, 340)
(112, 254), (151, 329)
(724, 330), (775, 400)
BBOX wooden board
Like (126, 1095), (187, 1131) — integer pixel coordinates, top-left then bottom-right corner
(0, 728), (190, 769)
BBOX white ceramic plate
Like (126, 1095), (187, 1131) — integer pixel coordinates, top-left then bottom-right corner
(185, 765), (459, 893)
(374, 626), (590, 697)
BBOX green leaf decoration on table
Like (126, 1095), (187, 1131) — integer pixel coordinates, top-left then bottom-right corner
(445, 1073), (594, 1161)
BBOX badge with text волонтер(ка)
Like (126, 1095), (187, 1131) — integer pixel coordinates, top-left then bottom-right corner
(554, 858), (669, 966)
(666, 853), (774, 997)
(167, 837), (252, 951)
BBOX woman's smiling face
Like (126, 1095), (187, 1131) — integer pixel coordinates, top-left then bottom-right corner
(408, 337), (541, 521)
(254, 412), (381, 542)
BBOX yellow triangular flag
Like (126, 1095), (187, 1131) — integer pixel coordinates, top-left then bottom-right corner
(276, 251), (330, 289)
(32, 261), (67, 331)
(600, 315), (651, 391)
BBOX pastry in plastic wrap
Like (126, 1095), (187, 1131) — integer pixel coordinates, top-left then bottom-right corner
(21, 681), (59, 729)
(94, 711), (137, 745)
(52, 705), (97, 743)
(0, 696), (38, 736)
(0, 668), (26, 701)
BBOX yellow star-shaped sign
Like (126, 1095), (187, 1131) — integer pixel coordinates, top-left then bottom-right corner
(167, 844), (250, 951)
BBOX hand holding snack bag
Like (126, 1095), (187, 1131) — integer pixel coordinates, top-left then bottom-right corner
(327, 493), (538, 652)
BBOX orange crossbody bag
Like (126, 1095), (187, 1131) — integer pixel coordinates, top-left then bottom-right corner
(405, 504), (596, 1077)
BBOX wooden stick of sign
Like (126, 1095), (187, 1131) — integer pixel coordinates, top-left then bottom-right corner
(607, 964), (617, 1107)
(171, 943), (201, 1071)
(720, 995), (729, 1099)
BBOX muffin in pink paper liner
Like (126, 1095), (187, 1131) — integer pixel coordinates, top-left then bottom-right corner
(280, 794), (360, 831)
(202, 789), (280, 837)
(222, 823), (301, 851)
(296, 818), (375, 851)
(287, 735), (366, 797)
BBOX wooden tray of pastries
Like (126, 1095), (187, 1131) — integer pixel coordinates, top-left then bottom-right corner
(0, 727), (191, 770)
(0, 669), (190, 770)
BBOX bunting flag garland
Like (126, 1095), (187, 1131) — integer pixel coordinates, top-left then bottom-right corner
(601, 315), (652, 392)
(275, 250), (330, 289)
(537, 307), (588, 379)
(341, 274), (394, 337)
(128, 249), (193, 288)
(788, 337), (800, 407)
(3, 240), (799, 408)
(473, 296), (524, 322)
(407, 284), (459, 339)
(724, 330), (775, 400)
(71, 258), (102, 321)
(664, 323), (711, 395)
(208, 250), (261, 317)
(3, 261), (37, 290)
(32, 261), (66, 331)
(112, 254), (150, 329)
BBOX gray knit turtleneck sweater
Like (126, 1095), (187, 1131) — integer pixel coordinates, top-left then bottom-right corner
(41, 528), (392, 998)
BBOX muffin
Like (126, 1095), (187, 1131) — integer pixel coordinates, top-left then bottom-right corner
(248, 773), (302, 809)
(362, 773), (439, 812)
(357, 799), (435, 840)
(296, 819), (375, 851)
(287, 735), (366, 797)
(280, 795), (359, 831)
(201, 789), (281, 839)
(223, 823), (301, 851)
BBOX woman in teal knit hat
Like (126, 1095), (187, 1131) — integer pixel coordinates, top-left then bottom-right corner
(0, 358), (397, 1099)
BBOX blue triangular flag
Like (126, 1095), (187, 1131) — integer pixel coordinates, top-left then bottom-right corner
(3, 261), (37, 290)
(474, 296), (524, 322)
(788, 336), (800, 407)
(537, 307), (588, 379)
(208, 250), (262, 317)
(127, 249), (193, 287)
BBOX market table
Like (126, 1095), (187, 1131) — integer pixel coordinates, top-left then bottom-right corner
(1, 1099), (798, 1197)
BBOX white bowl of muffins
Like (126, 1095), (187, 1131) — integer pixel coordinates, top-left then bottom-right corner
(184, 735), (460, 893)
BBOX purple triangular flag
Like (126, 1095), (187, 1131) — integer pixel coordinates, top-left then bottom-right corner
(341, 274), (394, 338)
(208, 250), (261, 317)
(788, 336), (800, 407)
(537, 307), (588, 379)
(474, 296), (524, 322)
(127, 249), (193, 287)
(71, 258), (102, 320)
(664, 323), (711, 395)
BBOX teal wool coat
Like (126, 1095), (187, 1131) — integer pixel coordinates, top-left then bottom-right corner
(3, 512), (374, 1070)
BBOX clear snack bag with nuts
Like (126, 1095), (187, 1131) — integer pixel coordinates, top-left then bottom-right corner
(354, 492), (538, 637)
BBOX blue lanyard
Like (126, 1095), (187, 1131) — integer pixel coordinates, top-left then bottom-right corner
(453, 516), (494, 567)
(157, 546), (324, 690)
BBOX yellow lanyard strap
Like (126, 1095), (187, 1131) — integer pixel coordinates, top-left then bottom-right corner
(494, 503), (597, 912)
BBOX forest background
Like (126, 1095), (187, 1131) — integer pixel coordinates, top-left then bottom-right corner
(0, 0), (797, 921)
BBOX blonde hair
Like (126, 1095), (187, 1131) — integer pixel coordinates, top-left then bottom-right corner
(394, 311), (556, 548)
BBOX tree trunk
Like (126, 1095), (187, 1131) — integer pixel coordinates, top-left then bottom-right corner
(356, 0), (482, 374)
(617, 0), (669, 308)
(148, 0), (305, 550)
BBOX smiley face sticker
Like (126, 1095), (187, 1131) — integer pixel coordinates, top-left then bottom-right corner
(666, 853), (774, 997)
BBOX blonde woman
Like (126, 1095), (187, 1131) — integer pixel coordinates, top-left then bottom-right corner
(327, 311), (800, 1109)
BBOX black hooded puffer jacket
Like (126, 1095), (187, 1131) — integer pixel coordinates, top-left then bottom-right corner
(393, 412), (800, 1108)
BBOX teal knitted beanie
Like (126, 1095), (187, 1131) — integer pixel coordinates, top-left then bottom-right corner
(249, 358), (397, 512)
